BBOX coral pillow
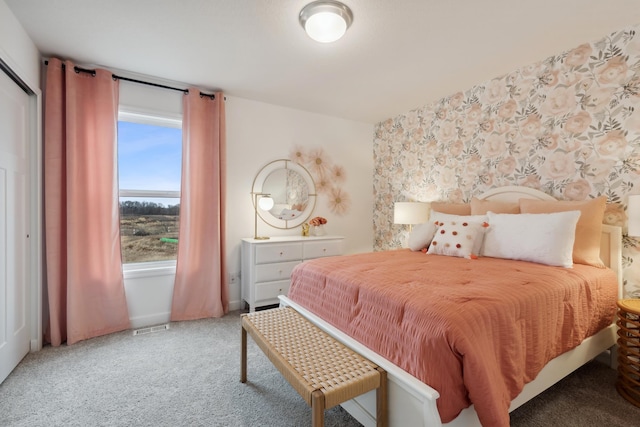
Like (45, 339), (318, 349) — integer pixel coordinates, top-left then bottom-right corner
(470, 197), (520, 214)
(430, 202), (471, 215)
(519, 196), (607, 268)
(408, 222), (437, 251)
(483, 211), (580, 268)
(427, 220), (485, 259)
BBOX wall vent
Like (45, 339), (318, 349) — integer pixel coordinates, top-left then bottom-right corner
(132, 324), (170, 336)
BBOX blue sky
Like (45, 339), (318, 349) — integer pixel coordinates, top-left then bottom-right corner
(118, 121), (182, 206)
(118, 121), (182, 191)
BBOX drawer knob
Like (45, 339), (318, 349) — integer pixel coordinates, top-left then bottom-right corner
(280, 251), (284, 256)
(323, 248), (327, 252)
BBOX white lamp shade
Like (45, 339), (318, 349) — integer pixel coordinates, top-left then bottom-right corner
(394, 202), (430, 225)
(628, 195), (640, 236)
(258, 196), (274, 211)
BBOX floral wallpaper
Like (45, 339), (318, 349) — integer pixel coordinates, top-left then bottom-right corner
(373, 24), (640, 297)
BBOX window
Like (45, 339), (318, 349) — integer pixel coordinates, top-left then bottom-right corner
(118, 112), (182, 264)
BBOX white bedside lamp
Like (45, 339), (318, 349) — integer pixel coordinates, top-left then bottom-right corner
(253, 192), (274, 240)
(394, 202), (431, 231)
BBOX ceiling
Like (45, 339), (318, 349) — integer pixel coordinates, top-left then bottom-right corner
(6, 0), (640, 124)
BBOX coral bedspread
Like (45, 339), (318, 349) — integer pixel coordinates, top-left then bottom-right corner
(287, 250), (618, 427)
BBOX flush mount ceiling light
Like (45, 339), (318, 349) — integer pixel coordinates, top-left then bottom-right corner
(299, 1), (353, 43)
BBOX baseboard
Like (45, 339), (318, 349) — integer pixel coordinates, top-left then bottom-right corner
(129, 311), (171, 329)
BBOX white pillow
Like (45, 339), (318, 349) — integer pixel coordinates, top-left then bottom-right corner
(408, 222), (437, 251)
(427, 220), (485, 259)
(483, 211), (581, 268)
(429, 212), (488, 255)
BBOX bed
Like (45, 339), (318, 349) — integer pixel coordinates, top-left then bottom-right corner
(279, 186), (623, 427)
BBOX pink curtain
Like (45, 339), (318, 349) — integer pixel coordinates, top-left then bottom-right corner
(44, 58), (130, 346)
(171, 90), (228, 321)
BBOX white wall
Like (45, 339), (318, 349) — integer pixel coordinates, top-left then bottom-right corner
(225, 96), (374, 309)
(121, 88), (374, 322)
(0, 0), (40, 88)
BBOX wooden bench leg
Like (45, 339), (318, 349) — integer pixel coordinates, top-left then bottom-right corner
(376, 368), (388, 427)
(241, 325), (247, 383)
(311, 389), (325, 427)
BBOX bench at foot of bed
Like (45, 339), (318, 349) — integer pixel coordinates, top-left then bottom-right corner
(241, 306), (388, 427)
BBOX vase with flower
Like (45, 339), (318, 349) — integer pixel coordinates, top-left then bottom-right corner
(309, 216), (327, 236)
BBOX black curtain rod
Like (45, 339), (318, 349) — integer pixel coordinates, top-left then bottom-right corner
(44, 60), (216, 100)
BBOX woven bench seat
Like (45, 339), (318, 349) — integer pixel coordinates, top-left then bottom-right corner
(241, 306), (387, 427)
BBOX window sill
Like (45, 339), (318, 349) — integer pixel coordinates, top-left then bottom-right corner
(123, 260), (176, 279)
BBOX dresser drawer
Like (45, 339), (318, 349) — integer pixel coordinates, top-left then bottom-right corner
(255, 261), (300, 283)
(255, 280), (290, 302)
(255, 243), (303, 264)
(303, 239), (343, 259)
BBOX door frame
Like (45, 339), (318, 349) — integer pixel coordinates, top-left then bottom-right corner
(0, 53), (43, 353)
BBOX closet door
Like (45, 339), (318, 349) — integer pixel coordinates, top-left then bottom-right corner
(0, 67), (31, 384)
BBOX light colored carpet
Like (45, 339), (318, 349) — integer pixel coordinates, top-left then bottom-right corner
(0, 311), (639, 426)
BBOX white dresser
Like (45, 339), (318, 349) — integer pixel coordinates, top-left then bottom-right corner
(241, 235), (344, 311)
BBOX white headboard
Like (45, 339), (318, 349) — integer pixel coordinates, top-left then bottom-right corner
(479, 186), (623, 297)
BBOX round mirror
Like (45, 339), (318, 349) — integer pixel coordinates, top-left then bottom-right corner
(252, 159), (317, 229)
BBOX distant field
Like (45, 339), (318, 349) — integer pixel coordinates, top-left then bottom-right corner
(120, 214), (179, 263)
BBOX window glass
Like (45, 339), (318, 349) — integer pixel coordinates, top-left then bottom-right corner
(118, 120), (182, 264)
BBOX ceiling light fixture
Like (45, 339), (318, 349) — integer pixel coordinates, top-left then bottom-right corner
(299, 1), (353, 43)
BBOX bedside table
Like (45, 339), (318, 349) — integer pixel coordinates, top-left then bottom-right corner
(616, 298), (640, 407)
(241, 235), (344, 312)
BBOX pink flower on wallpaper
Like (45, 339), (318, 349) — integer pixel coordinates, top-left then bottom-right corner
(438, 120), (457, 142)
(482, 79), (508, 105)
(564, 111), (592, 134)
(411, 127), (425, 143)
(448, 188), (465, 203)
(466, 103), (483, 123)
(596, 130), (628, 158)
(449, 140), (464, 157)
(436, 168), (457, 188)
(597, 56), (629, 86)
(512, 79), (536, 102)
(497, 99), (518, 119)
(541, 86), (577, 116)
(519, 174), (541, 189)
(425, 140), (438, 156)
(479, 119), (495, 133)
(496, 156), (517, 175)
(466, 155), (483, 174)
(565, 44), (593, 67)
(519, 115), (542, 137)
(584, 86), (616, 112)
(563, 179), (592, 200)
(450, 92), (465, 109)
(480, 133), (507, 158)
(510, 138), (532, 159)
(586, 158), (617, 183)
(603, 203), (626, 227)
(542, 151), (575, 179)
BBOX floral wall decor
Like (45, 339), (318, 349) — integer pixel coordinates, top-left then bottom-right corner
(290, 146), (351, 216)
(373, 24), (640, 297)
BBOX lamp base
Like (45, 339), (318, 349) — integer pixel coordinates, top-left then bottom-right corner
(254, 236), (270, 240)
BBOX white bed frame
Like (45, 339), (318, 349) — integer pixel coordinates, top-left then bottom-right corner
(279, 186), (623, 427)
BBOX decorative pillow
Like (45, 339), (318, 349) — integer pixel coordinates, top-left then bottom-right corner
(430, 202), (471, 215)
(429, 212), (488, 255)
(470, 197), (520, 214)
(483, 211), (581, 268)
(519, 196), (607, 268)
(427, 220), (485, 259)
(408, 222), (437, 251)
